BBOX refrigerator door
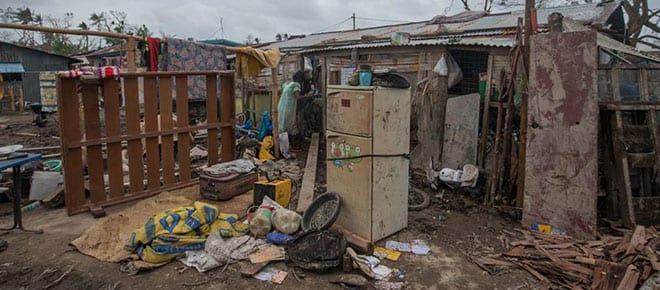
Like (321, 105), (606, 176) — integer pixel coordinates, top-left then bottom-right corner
(326, 131), (373, 240)
(326, 88), (373, 137)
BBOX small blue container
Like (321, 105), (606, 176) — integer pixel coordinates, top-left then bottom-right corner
(266, 232), (294, 245)
(358, 71), (372, 86)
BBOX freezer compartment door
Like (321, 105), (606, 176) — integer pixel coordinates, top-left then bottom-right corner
(327, 89), (373, 137)
(326, 132), (373, 240)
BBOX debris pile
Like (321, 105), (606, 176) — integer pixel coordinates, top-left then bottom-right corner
(474, 225), (660, 289)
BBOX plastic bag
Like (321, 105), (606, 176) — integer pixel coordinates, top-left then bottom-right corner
(272, 208), (301, 234)
(279, 132), (292, 159)
(433, 55), (448, 76)
(432, 52), (463, 88)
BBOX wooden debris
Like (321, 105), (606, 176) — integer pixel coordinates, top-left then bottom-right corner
(296, 132), (319, 213)
(474, 226), (660, 289)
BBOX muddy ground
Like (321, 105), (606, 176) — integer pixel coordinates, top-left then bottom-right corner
(0, 112), (536, 289)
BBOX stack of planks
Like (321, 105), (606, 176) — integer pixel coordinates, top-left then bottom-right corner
(474, 226), (660, 289)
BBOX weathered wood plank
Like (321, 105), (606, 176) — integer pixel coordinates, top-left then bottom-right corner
(206, 74), (219, 165)
(124, 77), (144, 193)
(220, 75), (235, 162)
(58, 78), (86, 214)
(610, 68), (636, 228)
(144, 76), (161, 190)
(159, 76), (176, 185)
(103, 78), (124, 198)
(175, 76), (191, 181)
(297, 133), (319, 213)
(81, 83), (106, 204)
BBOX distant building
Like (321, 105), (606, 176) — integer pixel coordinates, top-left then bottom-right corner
(0, 40), (80, 103)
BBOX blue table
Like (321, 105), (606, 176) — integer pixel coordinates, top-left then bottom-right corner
(0, 153), (43, 234)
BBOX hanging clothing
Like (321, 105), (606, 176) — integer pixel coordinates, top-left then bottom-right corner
(147, 37), (161, 72)
(233, 47), (281, 79)
(162, 38), (227, 99)
(277, 81), (301, 135)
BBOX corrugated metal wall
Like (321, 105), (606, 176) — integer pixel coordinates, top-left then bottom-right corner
(0, 42), (74, 103)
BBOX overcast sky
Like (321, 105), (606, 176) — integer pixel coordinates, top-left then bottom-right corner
(3, 0), (657, 46)
(3, 0), (513, 43)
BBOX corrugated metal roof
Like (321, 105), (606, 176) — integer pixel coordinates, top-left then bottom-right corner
(596, 33), (660, 62)
(301, 35), (515, 53)
(0, 62), (25, 73)
(263, 1), (618, 52)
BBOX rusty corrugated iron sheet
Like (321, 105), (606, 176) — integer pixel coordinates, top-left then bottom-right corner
(262, 2), (618, 52)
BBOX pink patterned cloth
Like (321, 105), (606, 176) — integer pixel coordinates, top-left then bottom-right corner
(59, 66), (121, 79)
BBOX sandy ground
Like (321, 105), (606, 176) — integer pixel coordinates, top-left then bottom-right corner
(0, 112), (536, 289)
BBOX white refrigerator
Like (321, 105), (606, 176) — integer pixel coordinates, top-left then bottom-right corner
(326, 85), (410, 243)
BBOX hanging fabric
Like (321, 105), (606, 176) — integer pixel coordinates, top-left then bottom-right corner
(147, 37), (161, 72)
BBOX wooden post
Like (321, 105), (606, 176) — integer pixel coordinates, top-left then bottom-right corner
(0, 74), (4, 102)
(17, 84), (24, 112)
(9, 81), (15, 112)
(478, 54), (494, 167)
(271, 67), (280, 158)
(126, 37), (137, 73)
(517, 0), (535, 208)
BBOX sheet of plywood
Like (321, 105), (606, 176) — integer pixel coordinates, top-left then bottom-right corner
(441, 93), (480, 169)
(522, 31), (598, 240)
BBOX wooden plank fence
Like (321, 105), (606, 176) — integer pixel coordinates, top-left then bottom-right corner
(57, 71), (235, 215)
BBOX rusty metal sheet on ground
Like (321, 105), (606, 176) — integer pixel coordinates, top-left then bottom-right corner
(441, 93), (480, 169)
(522, 31), (598, 240)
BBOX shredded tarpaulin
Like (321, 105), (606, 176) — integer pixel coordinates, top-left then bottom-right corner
(124, 201), (249, 264)
(59, 66), (120, 79)
(234, 47), (281, 79)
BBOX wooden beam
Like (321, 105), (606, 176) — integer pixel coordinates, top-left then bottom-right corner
(125, 37), (137, 73)
(478, 54), (494, 167)
(0, 22), (139, 39)
(271, 67), (280, 158)
(611, 68), (636, 228)
(17, 85), (24, 112)
(297, 133), (319, 213)
(8, 82), (15, 112)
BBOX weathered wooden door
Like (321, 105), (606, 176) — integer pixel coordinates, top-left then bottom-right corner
(522, 31), (598, 240)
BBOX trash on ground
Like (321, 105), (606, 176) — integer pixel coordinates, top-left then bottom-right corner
(248, 245), (285, 264)
(373, 264), (393, 280)
(288, 230), (347, 271)
(328, 274), (369, 287)
(124, 201), (248, 264)
(373, 246), (401, 261)
(531, 223), (567, 236)
(411, 240), (431, 255)
(270, 270), (288, 284)
(266, 232), (294, 245)
(385, 241), (411, 253)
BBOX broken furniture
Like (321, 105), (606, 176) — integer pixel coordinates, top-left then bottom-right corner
(326, 85), (410, 249)
(0, 153), (43, 234)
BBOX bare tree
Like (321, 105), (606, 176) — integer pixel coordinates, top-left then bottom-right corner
(622, 0), (660, 49)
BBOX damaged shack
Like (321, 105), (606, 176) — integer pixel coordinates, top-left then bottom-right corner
(1, 1), (660, 289)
